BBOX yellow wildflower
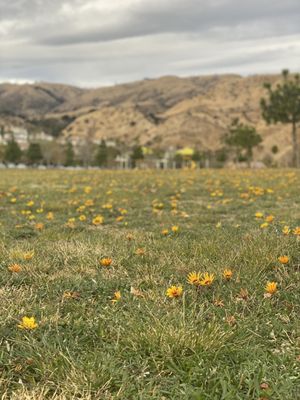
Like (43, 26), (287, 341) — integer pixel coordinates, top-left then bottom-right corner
(166, 286), (183, 298)
(111, 291), (121, 303)
(223, 269), (233, 280)
(18, 316), (38, 330)
(260, 222), (269, 229)
(282, 226), (290, 235)
(24, 251), (34, 260)
(265, 282), (277, 295)
(199, 273), (215, 286)
(187, 271), (201, 286)
(92, 215), (104, 225)
(255, 212), (264, 218)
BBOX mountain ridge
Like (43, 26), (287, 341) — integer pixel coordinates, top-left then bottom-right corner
(0, 73), (296, 165)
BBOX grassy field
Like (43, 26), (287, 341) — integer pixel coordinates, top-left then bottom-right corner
(0, 169), (299, 400)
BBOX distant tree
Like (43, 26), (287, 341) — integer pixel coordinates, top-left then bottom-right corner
(215, 147), (228, 164)
(131, 145), (144, 168)
(4, 139), (22, 164)
(173, 153), (183, 169)
(27, 142), (43, 165)
(65, 141), (75, 166)
(271, 145), (279, 154)
(40, 141), (65, 166)
(95, 140), (108, 167)
(261, 70), (300, 167)
(192, 149), (202, 162)
(79, 121), (96, 167)
(223, 119), (262, 166)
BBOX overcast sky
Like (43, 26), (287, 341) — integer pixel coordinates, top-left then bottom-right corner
(0, 0), (300, 87)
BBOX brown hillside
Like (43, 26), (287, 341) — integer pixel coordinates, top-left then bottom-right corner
(0, 73), (297, 164)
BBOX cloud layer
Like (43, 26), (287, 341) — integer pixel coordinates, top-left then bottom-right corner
(1, 0), (300, 86)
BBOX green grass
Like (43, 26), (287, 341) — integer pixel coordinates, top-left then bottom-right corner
(0, 169), (299, 399)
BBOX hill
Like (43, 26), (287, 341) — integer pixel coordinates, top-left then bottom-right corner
(0, 73), (295, 165)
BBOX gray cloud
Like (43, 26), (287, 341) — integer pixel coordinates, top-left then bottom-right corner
(0, 0), (299, 86)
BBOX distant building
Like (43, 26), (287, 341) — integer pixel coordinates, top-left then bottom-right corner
(0, 125), (53, 149)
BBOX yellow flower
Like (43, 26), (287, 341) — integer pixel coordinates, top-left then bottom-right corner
(223, 269), (233, 280)
(27, 201), (34, 207)
(171, 225), (179, 233)
(85, 199), (94, 207)
(161, 229), (169, 236)
(111, 291), (121, 303)
(18, 316), (38, 330)
(100, 257), (112, 267)
(8, 263), (22, 273)
(79, 215), (86, 221)
(166, 286), (183, 298)
(84, 186), (92, 194)
(255, 212), (264, 218)
(63, 291), (80, 300)
(116, 216), (124, 222)
(216, 222), (222, 228)
(24, 250), (34, 260)
(46, 212), (54, 220)
(199, 272), (215, 286)
(265, 282), (277, 295)
(293, 227), (300, 236)
(187, 271), (201, 286)
(92, 215), (104, 225)
(126, 233), (134, 241)
(260, 222), (269, 229)
(282, 226), (290, 235)
(278, 255), (289, 264)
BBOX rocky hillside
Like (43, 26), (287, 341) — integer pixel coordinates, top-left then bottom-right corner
(0, 74), (295, 164)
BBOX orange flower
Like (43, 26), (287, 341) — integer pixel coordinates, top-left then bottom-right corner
(265, 215), (275, 223)
(8, 264), (22, 273)
(293, 227), (300, 236)
(100, 258), (112, 267)
(35, 223), (44, 230)
(278, 256), (289, 264)
(265, 282), (277, 295)
(135, 248), (145, 256)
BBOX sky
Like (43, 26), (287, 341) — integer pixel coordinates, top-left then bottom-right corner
(0, 0), (300, 87)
